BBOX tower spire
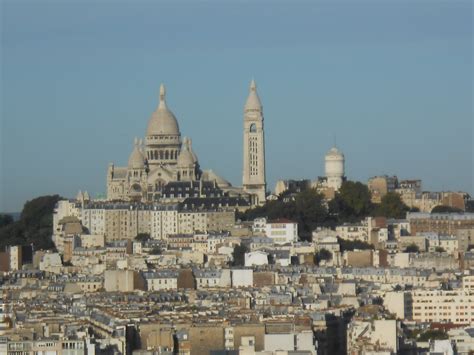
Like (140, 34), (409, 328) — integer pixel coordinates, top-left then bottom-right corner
(158, 83), (167, 109)
(250, 79), (256, 91)
(244, 79), (262, 112)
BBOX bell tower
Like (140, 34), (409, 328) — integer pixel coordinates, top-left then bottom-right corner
(242, 80), (266, 205)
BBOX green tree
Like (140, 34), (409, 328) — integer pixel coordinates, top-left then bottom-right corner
(0, 195), (62, 250)
(404, 244), (420, 253)
(418, 329), (448, 342)
(315, 248), (332, 265)
(0, 214), (14, 228)
(232, 244), (249, 266)
(431, 205), (463, 213)
(435, 246), (446, 253)
(329, 181), (373, 222)
(338, 237), (374, 252)
(237, 188), (328, 240)
(294, 189), (328, 240)
(374, 192), (409, 219)
(135, 233), (151, 242)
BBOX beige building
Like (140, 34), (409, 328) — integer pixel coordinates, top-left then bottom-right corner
(408, 212), (474, 235)
(104, 270), (145, 292)
(368, 175), (398, 203)
(8, 246), (22, 271)
(81, 202), (236, 242)
(347, 319), (399, 354)
(411, 289), (474, 324)
(398, 189), (469, 212)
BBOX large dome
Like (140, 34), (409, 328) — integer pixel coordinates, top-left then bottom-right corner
(146, 84), (180, 136)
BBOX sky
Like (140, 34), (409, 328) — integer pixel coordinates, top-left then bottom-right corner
(1, 0), (473, 212)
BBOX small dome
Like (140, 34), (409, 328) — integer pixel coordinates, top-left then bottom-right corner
(326, 147), (344, 159)
(202, 169), (232, 188)
(177, 137), (196, 167)
(128, 138), (146, 169)
(244, 79), (262, 112)
(146, 84), (181, 136)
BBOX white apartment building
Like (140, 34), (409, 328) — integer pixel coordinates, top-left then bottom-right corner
(194, 269), (224, 289)
(231, 269), (253, 288)
(53, 200), (82, 234)
(264, 219), (298, 245)
(411, 289), (474, 324)
(143, 270), (179, 291)
(81, 208), (105, 236)
(335, 224), (368, 243)
(8, 246), (22, 271)
(427, 235), (459, 253)
(462, 275), (474, 291)
(150, 206), (179, 240)
(245, 251), (269, 267)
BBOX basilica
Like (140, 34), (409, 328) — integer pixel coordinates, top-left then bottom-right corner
(107, 81), (267, 206)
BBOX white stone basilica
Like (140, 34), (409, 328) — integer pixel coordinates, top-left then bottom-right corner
(107, 81), (267, 205)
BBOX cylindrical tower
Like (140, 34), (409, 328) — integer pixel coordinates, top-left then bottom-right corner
(325, 147), (345, 191)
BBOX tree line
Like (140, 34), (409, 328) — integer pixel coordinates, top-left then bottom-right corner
(237, 181), (411, 241)
(0, 195), (62, 251)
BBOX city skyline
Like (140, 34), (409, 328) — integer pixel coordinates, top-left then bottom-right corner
(1, 0), (473, 212)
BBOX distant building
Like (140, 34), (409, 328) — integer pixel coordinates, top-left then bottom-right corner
(368, 175), (398, 203)
(107, 82), (265, 206)
(407, 212), (474, 235)
(264, 219), (298, 245)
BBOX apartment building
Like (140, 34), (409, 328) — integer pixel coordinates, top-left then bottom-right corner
(411, 289), (474, 324)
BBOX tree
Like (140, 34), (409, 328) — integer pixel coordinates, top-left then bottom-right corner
(431, 205), (463, 213)
(435, 246), (446, 253)
(237, 188), (328, 240)
(0, 214), (14, 228)
(338, 237), (374, 252)
(373, 192), (409, 219)
(329, 181), (373, 222)
(315, 248), (332, 265)
(294, 189), (328, 240)
(404, 244), (420, 253)
(0, 195), (62, 250)
(232, 244), (249, 266)
(418, 329), (448, 342)
(149, 247), (162, 255)
(135, 233), (151, 242)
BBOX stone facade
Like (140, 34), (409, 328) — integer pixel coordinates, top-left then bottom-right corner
(107, 82), (265, 205)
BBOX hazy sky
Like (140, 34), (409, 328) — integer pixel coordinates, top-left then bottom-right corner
(1, 0), (473, 212)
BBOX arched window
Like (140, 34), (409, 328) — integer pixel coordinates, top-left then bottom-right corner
(249, 123), (257, 132)
(165, 151), (169, 160)
(160, 151), (164, 159)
